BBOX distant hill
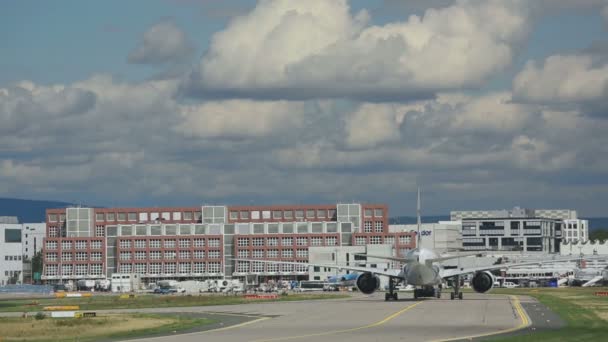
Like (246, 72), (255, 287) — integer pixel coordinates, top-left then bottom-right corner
(0, 198), (76, 223)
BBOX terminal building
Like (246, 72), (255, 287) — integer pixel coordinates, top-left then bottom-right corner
(0, 217), (46, 285)
(41, 204), (417, 284)
(449, 207), (588, 253)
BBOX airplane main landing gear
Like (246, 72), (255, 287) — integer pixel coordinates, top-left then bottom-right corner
(385, 277), (399, 301)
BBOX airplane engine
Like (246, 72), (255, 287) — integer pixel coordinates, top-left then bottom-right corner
(471, 271), (495, 293)
(356, 272), (380, 294)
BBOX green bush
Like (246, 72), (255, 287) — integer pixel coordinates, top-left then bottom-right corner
(34, 312), (46, 320)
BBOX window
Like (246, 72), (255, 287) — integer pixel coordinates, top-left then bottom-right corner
(179, 239), (190, 248)
(208, 238), (220, 247)
(194, 238), (205, 247)
(328, 209), (336, 219)
(135, 251), (146, 260)
(306, 210), (315, 218)
(45, 264), (58, 276)
(317, 210), (326, 218)
(238, 250), (249, 258)
(128, 212), (137, 221)
(311, 237), (323, 246)
(117, 213), (126, 221)
(150, 239), (161, 248)
(193, 262), (205, 273)
(61, 264), (72, 275)
(49, 214), (58, 222)
(91, 252), (102, 261)
(325, 236), (337, 246)
(150, 251), (161, 260)
(355, 236), (366, 245)
(61, 241), (72, 250)
(282, 237), (293, 246)
(208, 250), (220, 259)
(194, 250), (205, 259)
(237, 261), (249, 273)
(252, 262), (264, 273)
(164, 251), (176, 260)
(106, 213), (115, 221)
(230, 211), (238, 220)
(208, 262), (221, 273)
(164, 239), (176, 248)
(237, 238), (249, 247)
(75, 240), (87, 249)
(118, 264), (131, 274)
(240, 211), (250, 219)
(295, 210), (304, 219)
(165, 225), (177, 235)
(267, 249), (279, 258)
(179, 251), (191, 259)
(252, 238), (264, 246)
(179, 262), (191, 273)
(49, 226), (58, 238)
(272, 210), (282, 219)
(296, 237), (308, 246)
(149, 263), (162, 274)
(385, 236), (395, 245)
(164, 263), (176, 274)
(134, 263), (147, 274)
(252, 250), (264, 258)
(46, 241), (57, 250)
(296, 249), (308, 258)
(119, 240), (131, 249)
(282, 249), (293, 258)
(90, 264), (103, 275)
(74, 264), (87, 276)
(183, 211), (193, 220)
(95, 226), (105, 237)
(399, 235), (411, 244)
(96, 213), (104, 221)
(364, 209), (373, 217)
(267, 237), (278, 246)
(364, 221), (373, 233)
(46, 252), (57, 262)
(61, 252), (72, 261)
(119, 252), (131, 261)
(370, 236), (382, 244)
(375, 221), (383, 232)
(374, 209), (384, 217)
(134, 240), (146, 249)
(284, 211), (293, 219)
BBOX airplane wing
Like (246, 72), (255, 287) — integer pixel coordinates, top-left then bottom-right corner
(231, 258), (401, 278)
(440, 256), (604, 279)
(358, 254), (410, 263)
(582, 275), (604, 287)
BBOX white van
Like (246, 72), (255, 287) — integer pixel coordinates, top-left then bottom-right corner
(502, 281), (519, 288)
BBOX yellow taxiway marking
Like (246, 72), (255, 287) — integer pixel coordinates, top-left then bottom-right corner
(251, 301), (424, 342)
(431, 295), (531, 342)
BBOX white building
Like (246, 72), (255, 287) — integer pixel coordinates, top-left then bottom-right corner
(1, 221), (24, 285)
(562, 219), (589, 243)
(389, 221), (463, 254)
(22, 223), (46, 260)
(560, 240), (608, 256)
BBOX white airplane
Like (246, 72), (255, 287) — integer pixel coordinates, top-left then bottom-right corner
(235, 188), (597, 301)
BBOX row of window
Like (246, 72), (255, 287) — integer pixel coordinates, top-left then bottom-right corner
(363, 221), (385, 233)
(236, 236), (337, 247)
(4, 270), (21, 277)
(354, 235), (411, 246)
(4, 255), (22, 261)
(47, 213), (66, 222)
(235, 261), (307, 273)
(118, 262), (221, 274)
(119, 250), (221, 260)
(45, 264), (103, 276)
(229, 209), (337, 221)
(46, 252), (103, 262)
(118, 238), (220, 249)
(45, 240), (103, 250)
(236, 249), (309, 259)
(94, 211), (201, 223)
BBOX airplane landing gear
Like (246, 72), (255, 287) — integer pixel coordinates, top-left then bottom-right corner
(385, 277), (399, 301)
(450, 275), (463, 300)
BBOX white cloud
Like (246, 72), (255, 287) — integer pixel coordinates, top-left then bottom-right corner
(512, 55), (608, 109)
(185, 0), (531, 100)
(128, 20), (194, 64)
(344, 103), (402, 148)
(175, 100), (307, 139)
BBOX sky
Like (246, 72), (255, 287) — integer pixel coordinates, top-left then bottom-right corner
(1, 0), (608, 217)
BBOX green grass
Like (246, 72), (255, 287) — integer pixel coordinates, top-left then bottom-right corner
(486, 287), (608, 341)
(0, 313), (216, 342)
(0, 293), (350, 313)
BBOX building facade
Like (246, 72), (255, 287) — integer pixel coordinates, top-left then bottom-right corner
(562, 219), (589, 243)
(451, 207), (563, 253)
(42, 204), (417, 283)
(1, 220), (24, 285)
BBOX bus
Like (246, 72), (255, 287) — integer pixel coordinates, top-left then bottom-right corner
(297, 280), (326, 292)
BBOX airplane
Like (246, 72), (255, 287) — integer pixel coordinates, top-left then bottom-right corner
(568, 266), (608, 287)
(326, 272), (358, 288)
(234, 188), (600, 301)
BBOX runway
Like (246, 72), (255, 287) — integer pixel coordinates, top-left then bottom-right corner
(122, 292), (532, 342)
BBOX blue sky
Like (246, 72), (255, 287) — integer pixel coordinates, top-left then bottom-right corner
(1, 0), (608, 216)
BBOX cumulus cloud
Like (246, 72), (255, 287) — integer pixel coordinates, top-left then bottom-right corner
(175, 100), (307, 139)
(513, 54), (608, 115)
(128, 20), (195, 65)
(183, 0), (532, 100)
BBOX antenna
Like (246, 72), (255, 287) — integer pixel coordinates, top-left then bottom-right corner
(417, 186), (421, 247)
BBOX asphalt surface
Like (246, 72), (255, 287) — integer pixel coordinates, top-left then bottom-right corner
(116, 292), (533, 342)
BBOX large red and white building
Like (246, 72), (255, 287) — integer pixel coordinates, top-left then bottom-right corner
(41, 203), (416, 283)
